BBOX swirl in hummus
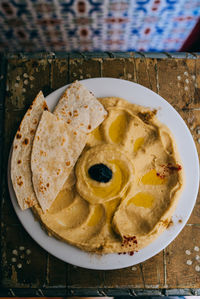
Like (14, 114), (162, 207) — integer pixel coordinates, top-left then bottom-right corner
(33, 97), (184, 254)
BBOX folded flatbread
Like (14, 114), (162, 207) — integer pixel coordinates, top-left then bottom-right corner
(11, 91), (48, 210)
(31, 111), (86, 212)
(53, 81), (107, 133)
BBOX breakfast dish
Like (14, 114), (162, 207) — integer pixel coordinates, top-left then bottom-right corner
(33, 96), (184, 254)
(8, 78), (199, 269)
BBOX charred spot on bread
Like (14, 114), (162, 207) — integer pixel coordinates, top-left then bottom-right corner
(23, 138), (29, 145)
(17, 176), (23, 186)
(42, 102), (48, 111)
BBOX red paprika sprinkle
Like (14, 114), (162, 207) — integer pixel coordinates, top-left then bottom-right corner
(167, 163), (182, 171)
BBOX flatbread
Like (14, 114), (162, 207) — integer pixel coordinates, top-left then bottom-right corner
(11, 91), (48, 210)
(53, 81), (107, 133)
(31, 111), (86, 212)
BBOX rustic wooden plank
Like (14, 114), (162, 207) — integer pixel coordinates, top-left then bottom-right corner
(1, 225), (47, 288)
(6, 58), (51, 110)
(156, 59), (200, 288)
(46, 254), (67, 287)
(0, 54), (7, 108)
(178, 109), (200, 167)
(4, 108), (25, 159)
(1, 178), (19, 226)
(188, 191), (200, 225)
(124, 58), (137, 83)
(177, 109), (200, 225)
(67, 265), (104, 288)
(0, 108), (3, 139)
(0, 55), (7, 225)
(69, 58), (101, 82)
(0, 108), (3, 146)
(103, 252), (164, 289)
(194, 59), (200, 107)
(0, 54), (3, 107)
(2, 109), (25, 226)
(51, 58), (69, 91)
(157, 59), (197, 110)
(166, 225), (200, 288)
(0, 109), (4, 207)
(103, 264), (144, 288)
(141, 251), (164, 288)
(102, 58), (125, 78)
(134, 58), (158, 93)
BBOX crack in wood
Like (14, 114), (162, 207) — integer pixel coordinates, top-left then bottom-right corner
(132, 58), (138, 83)
(144, 59), (153, 91)
(185, 59), (194, 107)
(45, 254), (50, 285)
(182, 107), (200, 111)
(163, 249), (168, 288)
(139, 263), (145, 288)
(156, 256), (161, 286)
(155, 62), (160, 94)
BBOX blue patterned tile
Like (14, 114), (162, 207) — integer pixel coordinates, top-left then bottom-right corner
(0, 0), (199, 52)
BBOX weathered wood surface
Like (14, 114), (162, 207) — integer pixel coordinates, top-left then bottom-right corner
(1, 53), (200, 295)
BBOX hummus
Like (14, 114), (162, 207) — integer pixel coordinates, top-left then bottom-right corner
(33, 97), (184, 254)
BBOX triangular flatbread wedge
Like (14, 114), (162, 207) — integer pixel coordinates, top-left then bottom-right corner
(31, 111), (86, 212)
(53, 81), (107, 133)
(11, 91), (48, 210)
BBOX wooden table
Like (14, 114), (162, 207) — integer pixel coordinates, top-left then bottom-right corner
(1, 52), (200, 297)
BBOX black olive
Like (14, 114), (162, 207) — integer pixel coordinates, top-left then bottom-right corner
(88, 163), (112, 183)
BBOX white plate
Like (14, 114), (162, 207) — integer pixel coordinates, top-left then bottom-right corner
(8, 78), (199, 270)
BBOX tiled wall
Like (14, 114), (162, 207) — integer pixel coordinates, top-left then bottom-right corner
(0, 0), (199, 52)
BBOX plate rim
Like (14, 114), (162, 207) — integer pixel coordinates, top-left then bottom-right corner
(7, 77), (200, 270)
